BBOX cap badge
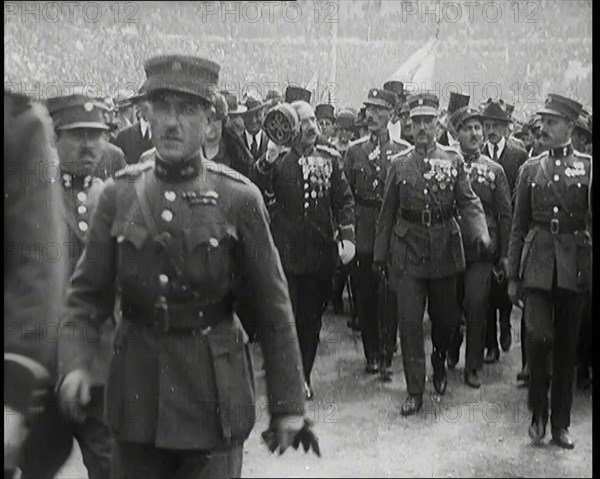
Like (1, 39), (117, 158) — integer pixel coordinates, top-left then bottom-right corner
(418, 98), (424, 105)
(172, 61), (182, 72)
(546, 95), (553, 104)
(372, 90), (378, 97)
(83, 102), (94, 112)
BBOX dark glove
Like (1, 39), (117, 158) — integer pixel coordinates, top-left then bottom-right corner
(261, 417), (321, 457)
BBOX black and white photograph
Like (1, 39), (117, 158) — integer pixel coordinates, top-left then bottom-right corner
(4, 1), (593, 477)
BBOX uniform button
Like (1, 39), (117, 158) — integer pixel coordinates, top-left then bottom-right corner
(553, 174), (559, 181)
(78, 221), (88, 232)
(158, 274), (169, 284)
(304, 183), (309, 190)
(117, 235), (125, 243)
(161, 210), (173, 222)
(77, 205), (87, 215)
(304, 202), (309, 208)
(164, 191), (176, 202)
(553, 206), (559, 213)
(555, 160), (561, 166)
(305, 192), (309, 199)
(77, 191), (87, 202)
(424, 189), (428, 195)
(198, 310), (204, 319)
(209, 238), (219, 248)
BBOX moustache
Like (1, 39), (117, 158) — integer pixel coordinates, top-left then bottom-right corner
(79, 147), (97, 159)
(470, 136), (478, 142)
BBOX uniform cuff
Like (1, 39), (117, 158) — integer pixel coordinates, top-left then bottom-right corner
(339, 224), (355, 243)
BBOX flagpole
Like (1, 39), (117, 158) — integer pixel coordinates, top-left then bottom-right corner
(330, 0), (338, 105)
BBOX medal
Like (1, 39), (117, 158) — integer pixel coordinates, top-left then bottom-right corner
(311, 190), (317, 199)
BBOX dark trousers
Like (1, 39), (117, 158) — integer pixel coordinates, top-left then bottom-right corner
(577, 294), (592, 373)
(116, 442), (243, 479)
(486, 274), (513, 351)
(525, 287), (586, 429)
(287, 269), (334, 383)
(19, 386), (114, 479)
(352, 254), (397, 365)
(457, 262), (493, 371)
(394, 274), (459, 396)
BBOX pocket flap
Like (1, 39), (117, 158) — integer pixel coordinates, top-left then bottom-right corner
(184, 222), (237, 251)
(111, 220), (149, 250)
(394, 222), (409, 238)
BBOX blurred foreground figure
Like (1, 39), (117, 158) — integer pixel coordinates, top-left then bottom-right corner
(56, 55), (319, 479)
(507, 94), (592, 450)
(4, 91), (69, 479)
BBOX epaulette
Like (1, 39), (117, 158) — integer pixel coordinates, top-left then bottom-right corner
(438, 143), (462, 155)
(574, 150), (592, 160)
(114, 158), (154, 180)
(139, 147), (156, 163)
(348, 135), (369, 147)
(392, 138), (412, 149)
(316, 144), (342, 159)
(204, 159), (252, 185)
(389, 145), (414, 161)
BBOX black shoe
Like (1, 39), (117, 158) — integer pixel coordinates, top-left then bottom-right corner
(464, 369), (481, 389)
(528, 415), (547, 445)
(483, 348), (500, 364)
(500, 325), (512, 352)
(380, 360), (393, 382)
(401, 395), (423, 416)
(431, 352), (448, 395)
(551, 428), (575, 449)
(365, 360), (379, 374)
(577, 367), (592, 390)
(517, 365), (530, 383)
(304, 381), (314, 401)
(447, 347), (459, 370)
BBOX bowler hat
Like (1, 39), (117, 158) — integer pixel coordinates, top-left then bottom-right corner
(480, 99), (510, 122)
(336, 109), (356, 130)
(241, 94), (266, 114)
(142, 55), (220, 104)
(221, 91), (247, 116)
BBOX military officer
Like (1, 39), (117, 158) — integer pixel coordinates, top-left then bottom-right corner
(44, 92), (124, 479)
(57, 55), (319, 478)
(374, 92), (489, 415)
(4, 91), (70, 479)
(251, 100), (356, 400)
(446, 105), (512, 388)
(507, 94), (592, 449)
(344, 88), (411, 381)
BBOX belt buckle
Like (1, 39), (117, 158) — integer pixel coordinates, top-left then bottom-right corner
(153, 300), (170, 333)
(422, 209), (432, 227)
(550, 218), (560, 235)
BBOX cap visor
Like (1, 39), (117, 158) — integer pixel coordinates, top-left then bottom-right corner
(363, 99), (392, 109)
(536, 107), (567, 120)
(410, 106), (438, 118)
(58, 122), (109, 130)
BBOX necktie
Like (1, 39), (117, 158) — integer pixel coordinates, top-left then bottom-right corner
(251, 135), (258, 157)
(492, 144), (499, 162)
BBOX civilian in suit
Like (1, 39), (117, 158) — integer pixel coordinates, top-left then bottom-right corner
(111, 98), (153, 164)
(480, 99), (528, 365)
(241, 95), (269, 162)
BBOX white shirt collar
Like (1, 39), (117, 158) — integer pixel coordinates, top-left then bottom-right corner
(487, 136), (506, 159)
(245, 130), (261, 149)
(139, 118), (151, 139)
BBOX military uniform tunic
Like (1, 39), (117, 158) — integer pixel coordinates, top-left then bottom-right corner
(507, 142), (592, 429)
(59, 152), (306, 450)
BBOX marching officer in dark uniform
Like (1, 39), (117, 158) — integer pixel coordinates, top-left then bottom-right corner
(251, 99), (356, 400)
(344, 88), (411, 381)
(57, 55), (319, 478)
(480, 99), (528, 364)
(4, 91), (70, 479)
(507, 93), (592, 449)
(446, 105), (512, 388)
(374, 92), (489, 415)
(45, 92), (126, 479)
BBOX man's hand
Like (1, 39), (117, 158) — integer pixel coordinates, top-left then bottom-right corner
(4, 405), (28, 471)
(57, 368), (92, 423)
(474, 234), (492, 254)
(508, 280), (524, 309)
(338, 240), (356, 265)
(261, 416), (321, 457)
(265, 140), (284, 164)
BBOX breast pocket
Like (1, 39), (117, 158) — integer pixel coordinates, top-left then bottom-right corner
(184, 223), (237, 294)
(111, 220), (151, 282)
(352, 164), (374, 197)
(565, 176), (590, 211)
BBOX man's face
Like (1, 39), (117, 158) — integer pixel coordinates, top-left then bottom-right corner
(483, 119), (508, 145)
(205, 119), (224, 144)
(365, 104), (392, 135)
(243, 109), (265, 136)
(118, 105), (136, 126)
(56, 127), (104, 176)
(228, 115), (245, 137)
(297, 104), (319, 148)
(457, 118), (484, 153)
(400, 111), (413, 141)
(436, 116), (447, 139)
(538, 114), (573, 149)
(411, 115), (437, 148)
(318, 117), (334, 138)
(335, 126), (353, 144)
(149, 90), (212, 162)
(136, 100), (151, 122)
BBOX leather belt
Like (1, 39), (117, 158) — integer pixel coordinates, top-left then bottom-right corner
(354, 194), (382, 209)
(121, 297), (233, 333)
(533, 219), (586, 235)
(400, 207), (456, 227)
